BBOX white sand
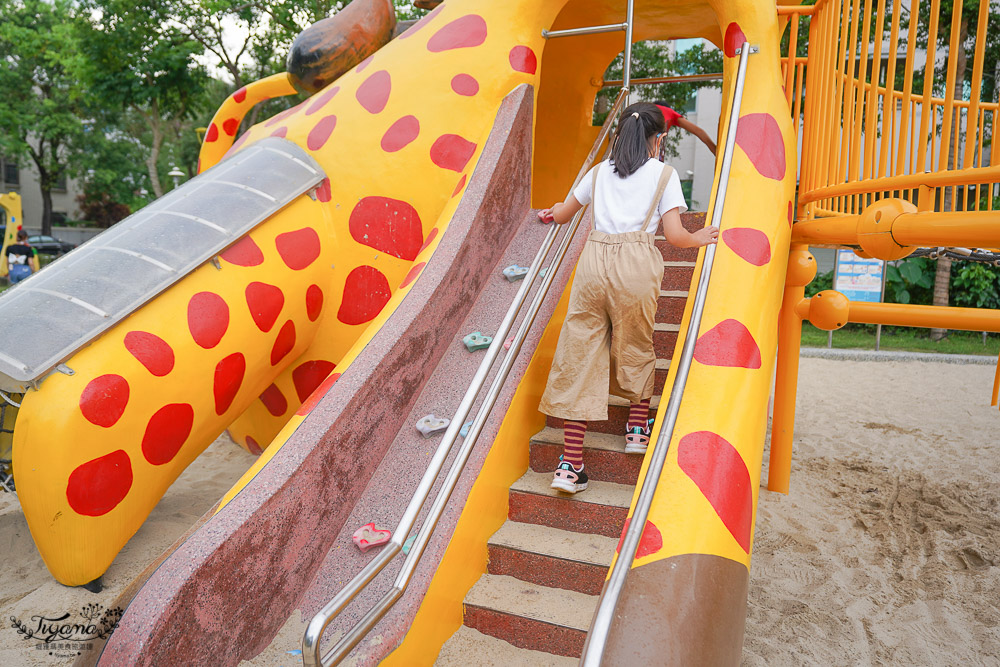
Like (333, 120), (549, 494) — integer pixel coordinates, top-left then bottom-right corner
(0, 433), (256, 666)
(746, 358), (1000, 665)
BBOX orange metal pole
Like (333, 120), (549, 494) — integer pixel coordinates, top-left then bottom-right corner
(793, 209), (1000, 248)
(878, 0), (903, 180)
(799, 163), (1000, 204)
(964, 0), (990, 170)
(785, 14), (800, 108)
(851, 0), (876, 181)
(896, 0), (920, 174)
(799, 295), (1000, 332)
(863, 0), (889, 179)
(915, 0), (941, 173)
(938, 0), (965, 210)
(769, 246), (817, 494)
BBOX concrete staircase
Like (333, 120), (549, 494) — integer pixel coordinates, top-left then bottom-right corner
(433, 213), (702, 664)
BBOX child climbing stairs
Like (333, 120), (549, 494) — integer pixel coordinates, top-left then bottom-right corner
(434, 213), (704, 663)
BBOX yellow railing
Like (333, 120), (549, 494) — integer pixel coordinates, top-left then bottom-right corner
(784, 0), (998, 221)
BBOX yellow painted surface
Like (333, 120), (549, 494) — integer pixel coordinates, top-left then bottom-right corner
(0, 192), (22, 278)
(383, 272), (574, 666)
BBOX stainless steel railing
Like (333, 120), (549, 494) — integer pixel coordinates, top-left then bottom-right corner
(301, 83), (631, 666)
(580, 40), (755, 666)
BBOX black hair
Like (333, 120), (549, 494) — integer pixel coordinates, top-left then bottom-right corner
(16, 230), (27, 241)
(610, 102), (665, 178)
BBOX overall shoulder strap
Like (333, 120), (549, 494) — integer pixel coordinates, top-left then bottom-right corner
(642, 163), (674, 229)
(590, 162), (601, 228)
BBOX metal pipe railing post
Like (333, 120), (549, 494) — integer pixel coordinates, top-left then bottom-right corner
(622, 0), (635, 91)
(579, 41), (753, 667)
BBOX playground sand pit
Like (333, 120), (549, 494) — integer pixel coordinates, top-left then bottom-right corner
(0, 432), (256, 666)
(747, 357), (1000, 665)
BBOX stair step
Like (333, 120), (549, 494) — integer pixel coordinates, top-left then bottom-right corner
(656, 239), (698, 262)
(508, 471), (631, 538)
(654, 358), (670, 387)
(544, 391), (661, 435)
(487, 520), (616, 595)
(530, 427), (642, 485)
(661, 264), (696, 291)
(463, 574), (598, 658)
(657, 290), (688, 322)
(436, 625), (576, 666)
(654, 323), (679, 357)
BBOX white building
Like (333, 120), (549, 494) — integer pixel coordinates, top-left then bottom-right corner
(0, 156), (82, 231)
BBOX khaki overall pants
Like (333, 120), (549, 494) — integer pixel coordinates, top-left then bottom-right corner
(539, 164), (672, 421)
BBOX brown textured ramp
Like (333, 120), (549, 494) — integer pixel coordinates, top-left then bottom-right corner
(602, 553), (749, 666)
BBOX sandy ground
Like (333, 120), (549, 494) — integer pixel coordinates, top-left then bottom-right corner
(745, 358), (1000, 665)
(0, 433), (256, 666)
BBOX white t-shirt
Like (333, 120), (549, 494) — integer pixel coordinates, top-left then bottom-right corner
(573, 159), (688, 235)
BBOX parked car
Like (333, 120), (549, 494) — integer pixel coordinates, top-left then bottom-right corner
(27, 235), (75, 256)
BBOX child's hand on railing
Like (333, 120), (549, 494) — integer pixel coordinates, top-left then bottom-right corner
(692, 225), (720, 247)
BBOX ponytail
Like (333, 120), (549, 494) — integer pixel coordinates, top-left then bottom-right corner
(610, 102), (666, 178)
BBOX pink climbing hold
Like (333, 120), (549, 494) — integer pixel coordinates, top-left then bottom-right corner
(677, 431), (753, 553)
(736, 113), (786, 180)
(724, 22), (747, 58)
(722, 227), (771, 266)
(353, 523), (392, 552)
(694, 319), (762, 369)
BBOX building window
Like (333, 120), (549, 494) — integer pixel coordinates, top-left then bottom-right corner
(2, 160), (19, 187)
(54, 174), (67, 192)
(52, 212), (68, 225)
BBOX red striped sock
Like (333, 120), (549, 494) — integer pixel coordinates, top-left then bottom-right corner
(628, 398), (651, 430)
(562, 420), (587, 469)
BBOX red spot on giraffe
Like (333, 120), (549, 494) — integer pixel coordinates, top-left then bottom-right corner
(736, 113), (785, 180)
(205, 123), (219, 142)
(722, 228), (771, 266)
(221, 236), (264, 267)
(381, 115), (420, 152)
(315, 178), (331, 202)
(141, 403), (194, 465)
(430, 134), (476, 172)
(427, 15), (487, 52)
(694, 319), (762, 369)
(260, 383), (288, 417)
(356, 70), (391, 114)
(451, 74), (479, 96)
(356, 54), (374, 73)
(124, 331), (174, 377)
(677, 431), (753, 553)
(292, 360), (337, 403)
(245, 435), (263, 455)
(214, 352), (246, 415)
(307, 115), (337, 151)
(420, 227), (439, 252)
(275, 227), (321, 270)
(245, 282), (284, 333)
(400, 262), (426, 289)
(222, 118), (240, 136)
(615, 518), (663, 558)
(349, 197), (423, 260)
(452, 174), (467, 197)
(788, 201), (794, 226)
(509, 46), (537, 74)
(306, 284), (324, 321)
(305, 86), (340, 116)
(188, 292), (229, 349)
(724, 22), (747, 58)
(338, 266), (391, 325)
(233, 87), (247, 103)
(398, 3), (443, 39)
(271, 320), (297, 366)
(66, 450), (133, 517)
(296, 371), (341, 415)
(80, 375), (130, 428)
(270, 126), (287, 139)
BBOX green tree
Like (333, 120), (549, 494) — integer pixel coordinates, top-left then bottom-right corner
(0, 0), (92, 235)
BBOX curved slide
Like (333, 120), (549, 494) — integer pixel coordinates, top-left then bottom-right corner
(2, 0), (795, 663)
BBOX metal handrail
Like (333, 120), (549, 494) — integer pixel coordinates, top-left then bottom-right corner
(580, 40), (754, 666)
(301, 83), (632, 666)
(601, 72), (724, 88)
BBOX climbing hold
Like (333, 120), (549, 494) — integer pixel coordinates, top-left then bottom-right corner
(463, 331), (492, 351)
(503, 336), (514, 350)
(460, 420), (474, 437)
(402, 534), (417, 555)
(416, 414), (450, 438)
(503, 264), (529, 282)
(352, 523), (392, 552)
